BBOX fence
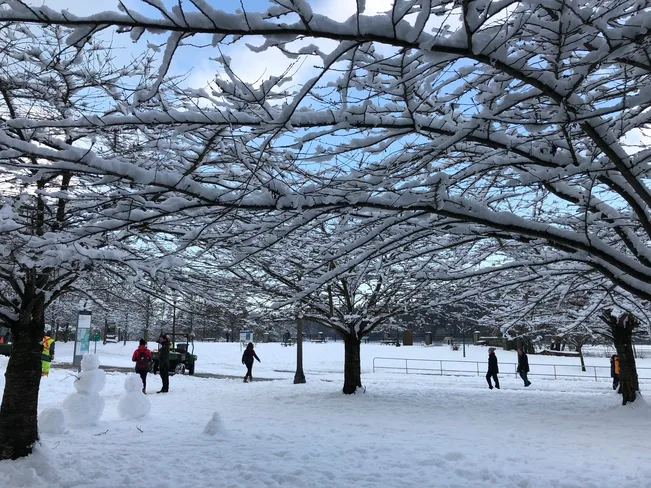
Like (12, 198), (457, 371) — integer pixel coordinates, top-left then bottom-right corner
(371, 357), (651, 382)
(583, 344), (651, 359)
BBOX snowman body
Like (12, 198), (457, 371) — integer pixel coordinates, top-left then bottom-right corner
(118, 374), (151, 419)
(61, 354), (106, 427)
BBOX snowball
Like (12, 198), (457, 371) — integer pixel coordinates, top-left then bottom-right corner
(61, 392), (105, 427)
(118, 392), (151, 419)
(38, 407), (67, 435)
(203, 412), (225, 436)
(80, 354), (100, 371)
(124, 374), (144, 393)
(73, 369), (106, 394)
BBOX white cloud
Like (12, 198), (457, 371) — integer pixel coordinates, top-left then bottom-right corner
(21, 1), (441, 96)
(184, 0), (394, 89)
(28, 0), (129, 15)
(313, 0), (394, 21)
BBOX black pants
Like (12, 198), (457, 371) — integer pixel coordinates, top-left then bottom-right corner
(160, 363), (170, 392)
(486, 372), (500, 389)
(613, 375), (620, 391)
(137, 370), (148, 389)
(244, 362), (253, 381)
(519, 371), (531, 386)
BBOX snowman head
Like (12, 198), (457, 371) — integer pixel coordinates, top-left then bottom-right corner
(81, 354), (101, 371)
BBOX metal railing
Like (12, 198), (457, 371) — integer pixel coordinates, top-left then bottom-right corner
(371, 357), (651, 382)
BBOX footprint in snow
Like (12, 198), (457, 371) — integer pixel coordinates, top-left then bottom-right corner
(444, 451), (465, 461)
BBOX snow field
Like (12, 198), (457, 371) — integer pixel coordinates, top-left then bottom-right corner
(51, 341), (651, 382)
(0, 344), (650, 487)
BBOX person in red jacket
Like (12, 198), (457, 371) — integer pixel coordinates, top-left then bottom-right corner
(132, 339), (152, 394)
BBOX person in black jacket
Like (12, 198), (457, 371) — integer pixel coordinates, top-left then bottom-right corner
(517, 348), (531, 387)
(486, 348), (500, 389)
(157, 334), (170, 393)
(242, 342), (261, 382)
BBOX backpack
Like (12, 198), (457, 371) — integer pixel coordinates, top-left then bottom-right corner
(135, 350), (149, 370)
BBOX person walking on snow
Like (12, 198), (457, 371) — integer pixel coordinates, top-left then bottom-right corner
(242, 342), (261, 382)
(610, 354), (620, 392)
(486, 347), (500, 389)
(517, 348), (531, 387)
(132, 339), (152, 394)
(41, 331), (55, 377)
(157, 334), (170, 393)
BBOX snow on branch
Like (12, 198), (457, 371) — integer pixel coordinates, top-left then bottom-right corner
(2, 1), (651, 318)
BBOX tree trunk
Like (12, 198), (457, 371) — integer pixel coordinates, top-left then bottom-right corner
(342, 334), (362, 394)
(294, 317), (306, 384)
(0, 299), (45, 460)
(600, 309), (640, 405)
(613, 329), (639, 405)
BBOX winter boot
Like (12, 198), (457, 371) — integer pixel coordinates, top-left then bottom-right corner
(142, 387), (147, 394)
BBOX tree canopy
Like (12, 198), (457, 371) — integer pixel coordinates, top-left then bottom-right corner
(0, 0), (650, 304)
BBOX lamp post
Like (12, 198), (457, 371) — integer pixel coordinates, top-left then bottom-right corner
(144, 295), (151, 342)
(294, 316), (306, 384)
(123, 311), (128, 346)
(172, 298), (177, 348)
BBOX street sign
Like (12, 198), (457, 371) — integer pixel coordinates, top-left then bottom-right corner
(73, 310), (92, 370)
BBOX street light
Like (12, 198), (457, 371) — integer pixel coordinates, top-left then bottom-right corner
(172, 297), (177, 348)
(294, 316), (306, 384)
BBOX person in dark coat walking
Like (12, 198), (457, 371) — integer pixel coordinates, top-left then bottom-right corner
(242, 342), (261, 382)
(157, 334), (171, 393)
(610, 354), (620, 392)
(132, 339), (152, 394)
(486, 348), (500, 389)
(517, 348), (531, 387)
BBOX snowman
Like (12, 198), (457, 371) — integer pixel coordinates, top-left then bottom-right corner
(61, 354), (106, 427)
(118, 375), (151, 419)
(203, 411), (226, 436)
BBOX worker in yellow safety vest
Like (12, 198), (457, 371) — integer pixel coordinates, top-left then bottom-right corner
(41, 332), (55, 377)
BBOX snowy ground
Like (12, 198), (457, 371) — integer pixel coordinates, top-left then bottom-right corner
(1, 343), (651, 488)
(50, 340), (651, 381)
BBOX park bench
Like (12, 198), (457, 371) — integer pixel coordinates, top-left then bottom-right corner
(380, 339), (399, 345)
(281, 338), (297, 347)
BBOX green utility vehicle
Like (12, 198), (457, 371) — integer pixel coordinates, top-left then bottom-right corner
(150, 336), (197, 375)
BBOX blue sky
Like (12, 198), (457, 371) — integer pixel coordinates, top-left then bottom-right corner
(33, 0), (394, 87)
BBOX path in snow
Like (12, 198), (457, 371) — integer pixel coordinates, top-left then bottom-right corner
(53, 362), (278, 382)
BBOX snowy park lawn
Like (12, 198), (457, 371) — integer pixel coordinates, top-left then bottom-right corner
(50, 340), (651, 380)
(1, 344), (651, 488)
